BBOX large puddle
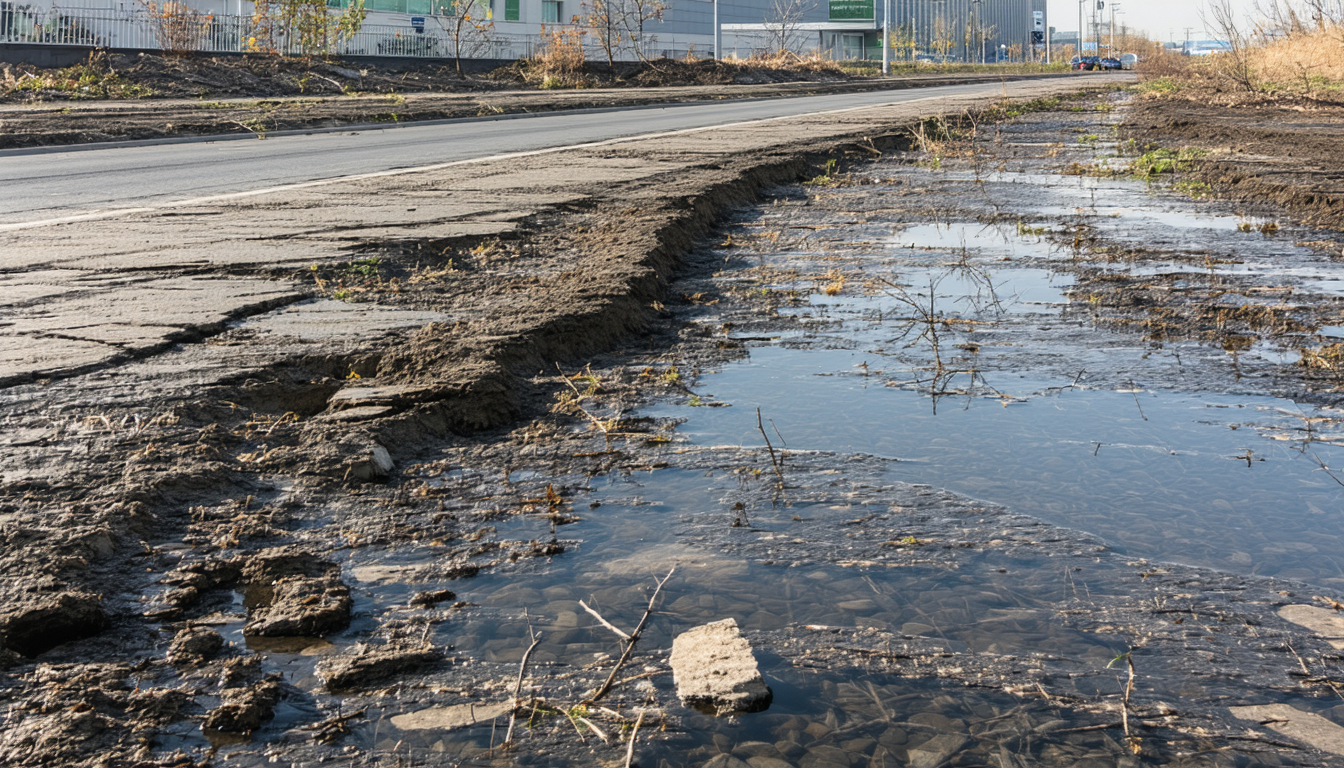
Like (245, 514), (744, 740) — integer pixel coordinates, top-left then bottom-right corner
(205, 96), (1344, 767)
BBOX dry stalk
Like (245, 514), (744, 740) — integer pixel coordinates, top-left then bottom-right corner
(756, 407), (786, 489)
(503, 630), (543, 747)
(582, 567), (676, 705)
(624, 710), (646, 768)
(556, 363), (612, 436)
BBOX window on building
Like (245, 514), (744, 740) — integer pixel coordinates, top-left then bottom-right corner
(504, 0), (519, 20)
(541, 0), (561, 22)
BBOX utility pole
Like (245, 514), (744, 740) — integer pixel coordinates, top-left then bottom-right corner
(1184, 25), (1193, 54)
(882, 0), (889, 74)
(713, 0), (720, 60)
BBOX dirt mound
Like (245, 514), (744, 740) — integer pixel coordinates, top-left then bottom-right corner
(487, 55), (851, 89)
(0, 49), (490, 102)
(1125, 95), (1344, 230)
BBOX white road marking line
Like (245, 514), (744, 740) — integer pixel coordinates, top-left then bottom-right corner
(0, 90), (979, 233)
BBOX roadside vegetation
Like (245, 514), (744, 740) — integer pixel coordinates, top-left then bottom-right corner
(1136, 0), (1344, 103)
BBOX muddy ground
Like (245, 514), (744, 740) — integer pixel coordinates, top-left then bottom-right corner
(7, 80), (1344, 768)
(0, 50), (1074, 149)
(1124, 92), (1344, 232)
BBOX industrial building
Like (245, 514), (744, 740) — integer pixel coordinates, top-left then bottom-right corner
(1, 0), (1047, 63)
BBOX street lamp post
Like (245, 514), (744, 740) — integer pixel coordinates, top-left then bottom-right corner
(713, 0), (720, 60)
(882, 0), (889, 74)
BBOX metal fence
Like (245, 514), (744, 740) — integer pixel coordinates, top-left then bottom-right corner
(0, 4), (706, 60)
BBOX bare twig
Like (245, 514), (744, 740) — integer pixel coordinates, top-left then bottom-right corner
(583, 567), (676, 704)
(624, 710), (646, 768)
(503, 630), (543, 747)
(756, 407), (785, 489)
(556, 363), (612, 436)
(580, 599), (632, 640)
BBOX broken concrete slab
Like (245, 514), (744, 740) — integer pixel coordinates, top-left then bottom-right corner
(389, 701), (511, 731)
(669, 618), (772, 715)
(1279, 604), (1344, 649)
(1231, 703), (1344, 756)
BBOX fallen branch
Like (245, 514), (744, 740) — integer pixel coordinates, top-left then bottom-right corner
(503, 631), (543, 747)
(583, 567), (676, 705)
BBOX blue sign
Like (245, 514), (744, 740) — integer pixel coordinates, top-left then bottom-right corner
(410, 16), (425, 32)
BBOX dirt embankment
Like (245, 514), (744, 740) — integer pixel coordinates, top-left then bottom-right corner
(1124, 93), (1344, 231)
(0, 50), (1076, 149)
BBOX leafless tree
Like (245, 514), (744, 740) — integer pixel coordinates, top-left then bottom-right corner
(763, 0), (813, 55)
(583, 0), (627, 67)
(434, 0), (496, 74)
(621, 0), (665, 61)
(1203, 0), (1259, 90)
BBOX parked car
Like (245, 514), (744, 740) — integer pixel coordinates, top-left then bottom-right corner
(1072, 55), (1101, 70)
(1100, 57), (1123, 70)
(1120, 53), (1139, 69)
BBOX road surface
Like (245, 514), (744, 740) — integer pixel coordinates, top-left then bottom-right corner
(0, 76), (1121, 227)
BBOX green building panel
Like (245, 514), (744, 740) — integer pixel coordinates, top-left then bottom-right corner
(828, 0), (872, 20)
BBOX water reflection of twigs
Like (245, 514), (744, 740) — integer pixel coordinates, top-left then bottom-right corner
(869, 266), (1009, 414)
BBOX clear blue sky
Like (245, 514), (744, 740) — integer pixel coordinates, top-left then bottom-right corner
(1049, 0), (1257, 41)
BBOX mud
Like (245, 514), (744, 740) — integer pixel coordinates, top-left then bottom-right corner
(7, 78), (1344, 768)
(1125, 94), (1344, 231)
(0, 49), (1068, 149)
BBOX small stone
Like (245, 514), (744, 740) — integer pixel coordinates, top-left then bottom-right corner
(747, 758), (795, 768)
(409, 589), (456, 608)
(703, 756), (752, 768)
(837, 599), (877, 611)
(733, 742), (784, 759)
(670, 618), (773, 715)
(907, 733), (969, 768)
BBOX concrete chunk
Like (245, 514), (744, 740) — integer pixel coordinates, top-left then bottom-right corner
(669, 618), (772, 715)
(1279, 604), (1344, 649)
(1231, 703), (1344, 756)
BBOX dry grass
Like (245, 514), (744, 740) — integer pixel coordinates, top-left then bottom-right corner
(1137, 23), (1344, 102)
(1253, 29), (1344, 88)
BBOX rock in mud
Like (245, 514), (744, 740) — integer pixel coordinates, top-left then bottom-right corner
(409, 588), (455, 608)
(0, 591), (108, 657)
(243, 576), (352, 637)
(318, 643), (443, 691)
(167, 627), (225, 666)
(241, 547), (352, 637)
(669, 618), (772, 715)
(203, 678), (283, 734)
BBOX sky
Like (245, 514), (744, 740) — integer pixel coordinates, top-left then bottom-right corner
(1049, 0), (1258, 41)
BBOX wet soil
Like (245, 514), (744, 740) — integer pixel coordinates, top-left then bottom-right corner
(1125, 94), (1344, 231)
(8, 84), (1344, 768)
(0, 50), (1062, 149)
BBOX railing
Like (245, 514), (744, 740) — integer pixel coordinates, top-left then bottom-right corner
(0, 4), (711, 60)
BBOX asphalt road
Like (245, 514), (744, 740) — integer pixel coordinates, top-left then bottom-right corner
(0, 75), (1115, 227)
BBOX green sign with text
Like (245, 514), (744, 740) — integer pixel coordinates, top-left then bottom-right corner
(828, 0), (873, 20)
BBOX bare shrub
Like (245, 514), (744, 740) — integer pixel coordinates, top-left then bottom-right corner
(525, 25), (590, 87)
(140, 0), (212, 54)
